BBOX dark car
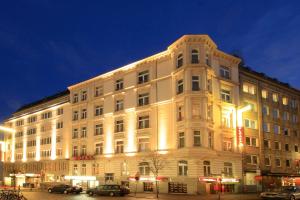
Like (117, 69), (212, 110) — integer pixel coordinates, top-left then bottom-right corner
(276, 186), (300, 200)
(48, 184), (73, 194)
(65, 185), (83, 194)
(87, 184), (130, 196)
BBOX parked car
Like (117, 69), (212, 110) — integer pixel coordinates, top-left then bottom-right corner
(65, 185), (83, 194)
(260, 186), (300, 200)
(48, 184), (72, 194)
(277, 186), (300, 200)
(87, 184), (130, 196)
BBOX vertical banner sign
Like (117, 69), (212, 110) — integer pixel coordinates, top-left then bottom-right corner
(236, 127), (245, 146)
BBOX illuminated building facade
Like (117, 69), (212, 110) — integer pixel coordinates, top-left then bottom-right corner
(5, 34), (296, 194)
(239, 66), (300, 192)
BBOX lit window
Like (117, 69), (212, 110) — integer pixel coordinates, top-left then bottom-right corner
(272, 93), (278, 102)
(243, 83), (256, 95)
(282, 97), (288, 105)
(261, 90), (268, 99)
(191, 49), (199, 64)
(176, 53), (183, 68)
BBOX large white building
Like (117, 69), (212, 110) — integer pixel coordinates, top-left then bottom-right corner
(2, 35), (245, 194)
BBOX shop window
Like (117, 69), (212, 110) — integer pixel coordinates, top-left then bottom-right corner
(168, 182), (187, 193)
(143, 182), (154, 192)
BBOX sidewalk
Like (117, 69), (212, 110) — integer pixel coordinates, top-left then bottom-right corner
(128, 193), (260, 200)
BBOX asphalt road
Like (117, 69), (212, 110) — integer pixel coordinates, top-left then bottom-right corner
(20, 191), (261, 200)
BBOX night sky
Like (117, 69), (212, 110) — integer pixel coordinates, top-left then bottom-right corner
(0, 0), (300, 121)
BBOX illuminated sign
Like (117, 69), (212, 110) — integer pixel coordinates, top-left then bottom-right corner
(199, 177), (217, 182)
(236, 126), (245, 147)
(64, 176), (96, 181)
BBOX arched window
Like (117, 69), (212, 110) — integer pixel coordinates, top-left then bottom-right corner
(139, 162), (150, 175)
(176, 53), (183, 68)
(191, 49), (199, 64)
(178, 160), (188, 176)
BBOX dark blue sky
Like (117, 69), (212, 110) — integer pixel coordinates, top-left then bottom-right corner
(0, 0), (300, 121)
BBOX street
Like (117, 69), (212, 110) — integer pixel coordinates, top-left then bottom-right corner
(20, 191), (261, 200)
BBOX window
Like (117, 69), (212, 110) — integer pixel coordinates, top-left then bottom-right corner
(261, 90), (268, 99)
(191, 49), (199, 64)
(274, 125), (280, 134)
(205, 51), (211, 66)
(286, 160), (291, 168)
(265, 157), (271, 166)
(81, 91), (87, 101)
(105, 173), (114, 182)
(16, 119), (24, 126)
(95, 143), (103, 155)
(272, 109), (279, 119)
(243, 83), (256, 95)
(275, 141), (281, 150)
(275, 158), (281, 167)
(245, 119), (256, 129)
(176, 53), (183, 68)
(41, 111), (52, 119)
(95, 86), (103, 97)
(81, 109), (87, 119)
(272, 93), (278, 102)
(193, 131), (201, 147)
(177, 105), (184, 121)
(207, 104), (213, 120)
(138, 138), (150, 152)
(207, 78), (212, 93)
(115, 79), (124, 91)
(223, 140), (232, 151)
(138, 70), (149, 84)
(208, 132), (214, 149)
(295, 145), (299, 152)
(224, 162), (233, 177)
(264, 140), (270, 149)
(73, 164), (78, 175)
(177, 79), (184, 94)
(27, 128), (36, 135)
(178, 132), (185, 148)
(245, 155), (258, 165)
(262, 105), (269, 116)
(115, 141), (124, 154)
(191, 76), (200, 91)
(139, 162), (150, 176)
(284, 143), (290, 151)
(72, 128), (78, 139)
(40, 137), (52, 145)
(221, 89), (231, 103)
(203, 161), (211, 176)
(73, 146), (78, 157)
(56, 121), (63, 129)
(291, 99), (298, 108)
(57, 108), (63, 115)
(178, 160), (188, 176)
(282, 97), (288, 105)
(294, 130), (299, 137)
(283, 111), (289, 121)
(95, 124), (103, 136)
(27, 116), (37, 124)
(115, 99), (124, 111)
(263, 127), (273, 137)
(115, 120), (124, 132)
(73, 93), (79, 103)
(138, 93), (149, 106)
(220, 66), (231, 79)
(283, 128), (290, 136)
(138, 116), (150, 129)
(81, 145), (87, 156)
(246, 137), (257, 147)
(73, 111), (79, 121)
(292, 115), (298, 123)
(95, 105), (103, 116)
(81, 127), (87, 138)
